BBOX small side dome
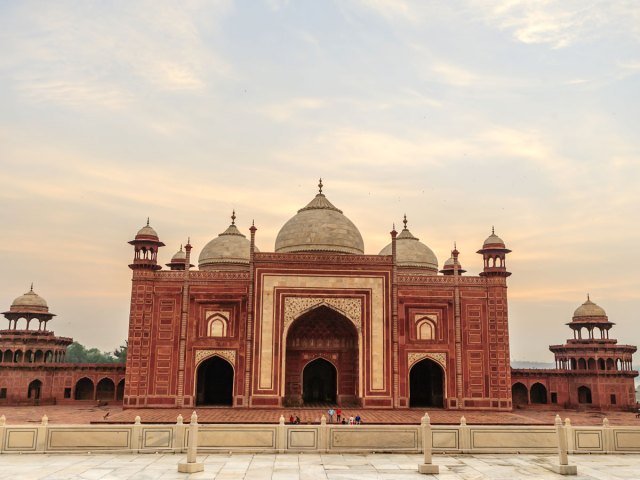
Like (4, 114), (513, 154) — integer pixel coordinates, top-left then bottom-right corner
(573, 295), (607, 319)
(275, 179), (364, 254)
(379, 216), (438, 274)
(440, 247), (466, 275)
(11, 284), (49, 312)
(199, 212), (259, 270)
(482, 226), (505, 248)
(171, 246), (187, 262)
(135, 218), (159, 240)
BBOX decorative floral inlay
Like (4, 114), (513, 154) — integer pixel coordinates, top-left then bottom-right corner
(283, 297), (362, 332)
(195, 349), (236, 366)
(408, 352), (447, 369)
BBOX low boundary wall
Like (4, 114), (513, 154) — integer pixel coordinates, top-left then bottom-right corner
(0, 417), (639, 454)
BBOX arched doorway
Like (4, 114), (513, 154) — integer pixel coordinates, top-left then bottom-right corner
(196, 356), (233, 406)
(116, 380), (125, 401)
(409, 358), (444, 408)
(27, 379), (42, 400)
(302, 358), (337, 403)
(512, 382), (528, 406)
(96, 378), (115, 401)
(285, 305), (358, 406)
(530, 383), (548, 404)
(75, 378), (94, 400)
(578, 386), (592, 404)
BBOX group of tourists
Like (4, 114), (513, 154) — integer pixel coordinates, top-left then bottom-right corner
(287, 409), (363, 425)
(327, 408), (361, 425)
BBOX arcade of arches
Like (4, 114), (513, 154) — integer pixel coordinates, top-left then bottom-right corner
(285, 306), (358, 406)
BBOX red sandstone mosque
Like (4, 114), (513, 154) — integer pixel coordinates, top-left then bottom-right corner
(0, 181), (637, 410)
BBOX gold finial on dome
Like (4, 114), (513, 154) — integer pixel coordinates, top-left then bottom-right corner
(146, 217), (150, 227)
(231, 210), (236, 225)
(403, 214), (408, 230)
(318, 178), (323, 195)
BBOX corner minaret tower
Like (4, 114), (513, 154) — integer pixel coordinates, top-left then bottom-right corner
(477, 227), (511, 277)
(128, 218), (165, 270)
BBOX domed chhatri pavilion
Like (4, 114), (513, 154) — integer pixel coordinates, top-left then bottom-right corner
(121, 180), (638, 411)
(0, 286), (125, 405)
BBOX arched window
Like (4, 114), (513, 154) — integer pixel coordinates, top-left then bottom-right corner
(578, 358), (587, 370)
(207, 314), (228, 337)
(587, 358), (596, 370)
(530, 383), (548, 404)
(34, 350), (44, 362)
(14, 351), (23, 363)
(416, 317), (436, 340)
(3, 350), (13, 363)
(512, 383), (528, 406)
(606, 358), (614, 370)
(28, 379), (42, 400)
(570, 358), (577, 370)
(598, 358), (605, 370)
(96, 378), (116, 401)
(578, 386), (592, 404)
(74, 378), (95, 400)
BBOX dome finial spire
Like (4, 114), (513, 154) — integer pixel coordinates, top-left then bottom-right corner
(403, 214), (408, 230)
(30, 282), (33, 292)
(587, 293), (590, 301)
(231, 210), (236, 225)
(146, 217), (150, 226)
(318, 178), (323, 195)
(492, 225), (495, 235)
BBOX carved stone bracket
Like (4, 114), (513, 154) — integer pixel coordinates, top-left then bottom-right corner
(283, 297), (362, 333)
(408, 352), (447, 369)
(194, 349), (236, 367)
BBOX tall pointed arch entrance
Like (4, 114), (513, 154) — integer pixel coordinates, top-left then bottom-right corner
(409, 358), (445, 408)
(196, 356), (234, 406)
(285, 305), (358, 406)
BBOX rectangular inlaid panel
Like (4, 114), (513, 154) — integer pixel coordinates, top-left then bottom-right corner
(5, 429), (37, 451)
(574, 430), (603, 451)
(614, 430), (640, 451)
(258, 274), (386, 391)
(471, 429), (556, 449)
(330, 428), (417, 450)
(143, 428), (172, 448)
(198, 428), (276, 448)
(47, 429), (130, 449)
(433, 430), (458, 450)
(288, 429), (317, 449)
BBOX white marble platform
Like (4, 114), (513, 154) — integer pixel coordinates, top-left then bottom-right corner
(0, 453), (637, 479)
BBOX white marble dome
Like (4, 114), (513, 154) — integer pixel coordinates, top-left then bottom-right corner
(171, 246), (187, 262)
(482, 228), (505, 247)
(573, 297), (607, 319)
(11, 286), (48, 310)
(275, 184), (364, 255)
(379, 219), (438, 273)
(199, 216), (259, 269)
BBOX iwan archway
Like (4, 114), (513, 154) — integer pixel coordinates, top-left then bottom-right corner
(196, 356), (234, 406)
(409, 358), (445, 408)
(285, 305), (358, 406)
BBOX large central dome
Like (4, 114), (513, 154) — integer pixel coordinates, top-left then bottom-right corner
(275, 180), (364, 254)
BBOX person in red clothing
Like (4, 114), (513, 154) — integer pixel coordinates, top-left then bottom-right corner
(336, 408), (342, 423)
(289, 414), (294, 424)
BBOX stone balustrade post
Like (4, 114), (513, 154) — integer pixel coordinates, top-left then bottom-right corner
(278, 415), (286, 453)
(0, 415), (5, 454)
(319, 414), (327, 453)
(178, 411), (204, 473)
(602, 418), (613, 453)
(550, 415), (577, 475)
(418, 413), (439, 474)
(35, 414), (48, 452)
(174, 414), (185, 453)
(564, 418), (574, 453)
(131, 415), (142, 453)
(459, 415), (470, 452)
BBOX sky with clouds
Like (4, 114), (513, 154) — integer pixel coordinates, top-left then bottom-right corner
(0, 0), (639, 363)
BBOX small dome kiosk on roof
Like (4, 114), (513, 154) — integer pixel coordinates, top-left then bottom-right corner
(275, 179), (364, 255)
(199, 211), (259, 269)
(135, 218), (159, 240)
(379, 215), (438, 273)
(482, 226), (506, 248)
(10, 284), (48, 312)
(573, 295), (607, 319)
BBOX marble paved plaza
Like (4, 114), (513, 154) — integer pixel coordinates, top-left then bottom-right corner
(0, 453), (638, 479)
